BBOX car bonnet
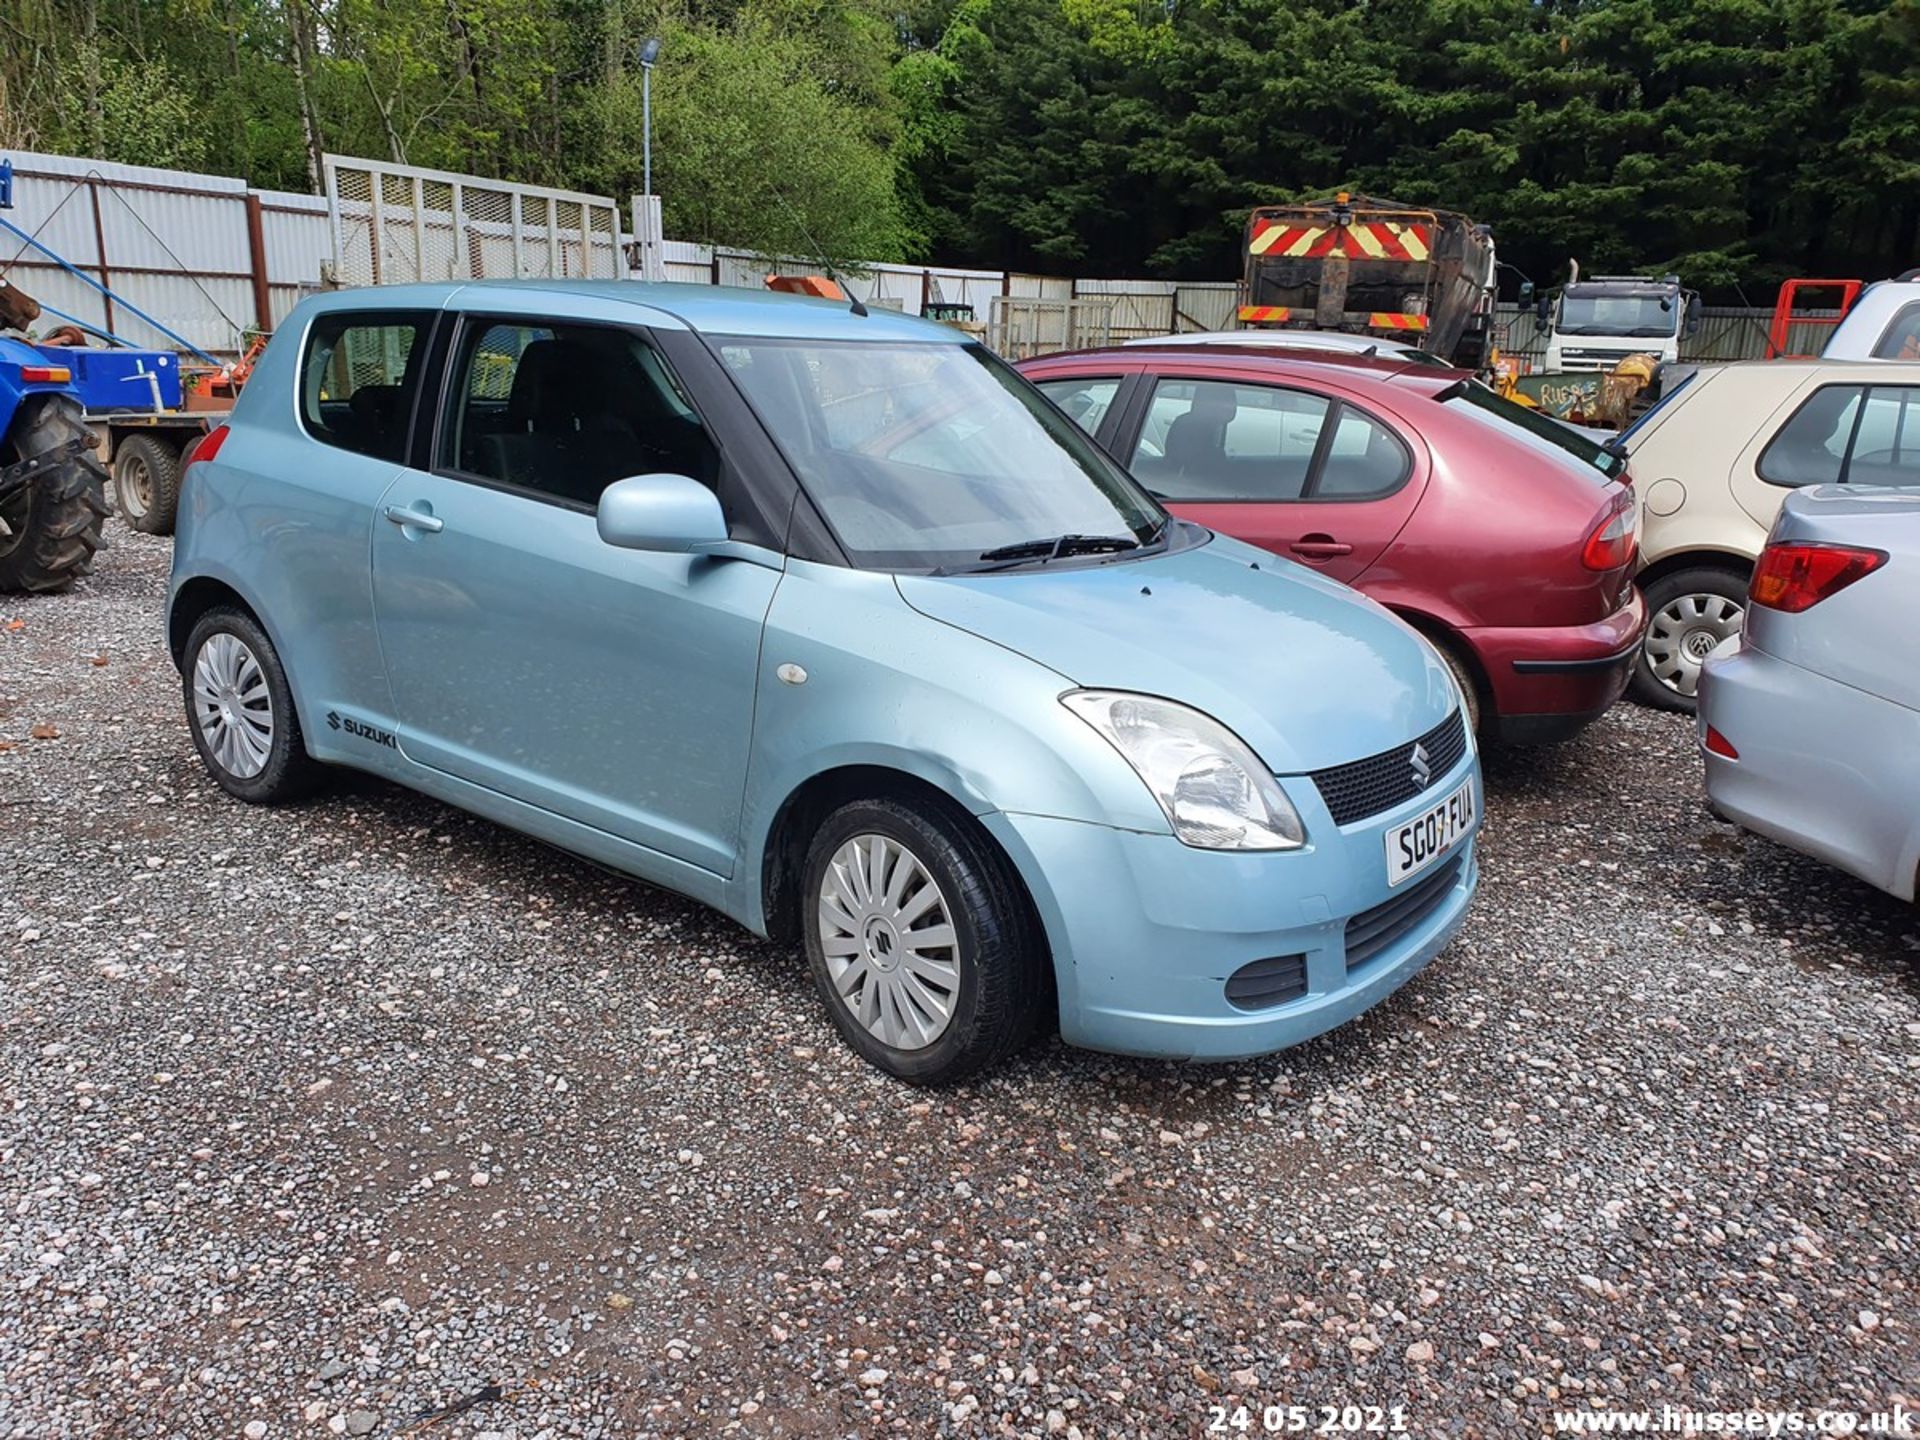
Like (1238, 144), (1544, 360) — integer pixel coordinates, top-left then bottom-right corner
(894, 534), (1458, 775)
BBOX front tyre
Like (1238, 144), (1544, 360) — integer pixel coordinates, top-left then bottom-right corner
(182, 607), (323, 803)
(802, 797), (1047, 1084)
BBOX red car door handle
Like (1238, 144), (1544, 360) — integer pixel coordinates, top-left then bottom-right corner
(1290, 535), (1352, 559)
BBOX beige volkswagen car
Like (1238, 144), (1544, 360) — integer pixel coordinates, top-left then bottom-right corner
(1623, 359), (1920, 708)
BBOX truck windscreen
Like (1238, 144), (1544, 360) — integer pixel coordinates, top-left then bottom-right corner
(1559, 294), (1677, 338)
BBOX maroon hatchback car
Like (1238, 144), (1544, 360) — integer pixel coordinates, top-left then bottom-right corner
(1017, 346), (1646, 744)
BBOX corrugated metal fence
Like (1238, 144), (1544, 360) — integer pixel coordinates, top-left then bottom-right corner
(0, 148), (1842, 363)
(1, 151), (327, 354)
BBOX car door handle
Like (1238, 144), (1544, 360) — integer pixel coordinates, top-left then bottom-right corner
(383, 504), (443, 534)
(1289, 536), (1352, 559)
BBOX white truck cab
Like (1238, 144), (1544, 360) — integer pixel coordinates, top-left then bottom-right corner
(1541, 274), (1700, 372)
(1821, 273), (1920, 360)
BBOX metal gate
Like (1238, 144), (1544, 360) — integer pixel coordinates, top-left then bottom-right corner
(323, 157), (623, 288)
(988, 296), (1115, 359)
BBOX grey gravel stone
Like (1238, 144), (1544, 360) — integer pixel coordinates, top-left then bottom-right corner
(1, 529), (1915, 1435)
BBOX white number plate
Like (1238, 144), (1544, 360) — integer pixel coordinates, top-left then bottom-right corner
(1384, 779), (1476, 886)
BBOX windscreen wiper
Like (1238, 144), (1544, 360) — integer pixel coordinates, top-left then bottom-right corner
(976, 533), (1142, 564)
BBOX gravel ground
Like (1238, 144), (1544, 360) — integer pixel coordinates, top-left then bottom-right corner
(2, 530), (1916, 1440)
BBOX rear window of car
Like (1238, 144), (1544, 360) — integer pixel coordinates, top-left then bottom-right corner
(1619, 366), (1699, 442)
(299, 311), (433, 463)
(1432, 379), (1626, 480)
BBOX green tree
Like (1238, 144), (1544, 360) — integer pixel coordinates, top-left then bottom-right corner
(582, 10), (917, 260)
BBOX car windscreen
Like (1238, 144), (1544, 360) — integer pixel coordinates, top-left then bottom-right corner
(713, 337), (1166, 571)
(1433, 379), (1627, 480)
(1558, 292), (1678, 338)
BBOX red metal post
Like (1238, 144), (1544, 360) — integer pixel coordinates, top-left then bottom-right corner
(87, 179), (116, 335)
(244, 193), (273, 334)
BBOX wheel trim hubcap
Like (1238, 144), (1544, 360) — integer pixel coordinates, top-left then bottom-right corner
(818, 834), (960, 1052)
(1645, 592), (1743, 697)
(123, 456), (152, 514)
(192, 632), (274, 779)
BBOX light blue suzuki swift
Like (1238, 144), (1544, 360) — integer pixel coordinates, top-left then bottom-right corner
(167, 281), (1480, 1082)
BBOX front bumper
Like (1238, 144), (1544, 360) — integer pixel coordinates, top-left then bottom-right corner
(1698, 640), (1920, 902)
(984, 752), (1480, 1061)
(1465, 585), (1646, 743)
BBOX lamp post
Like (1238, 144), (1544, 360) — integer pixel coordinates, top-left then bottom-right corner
(639, 37), (661, 197)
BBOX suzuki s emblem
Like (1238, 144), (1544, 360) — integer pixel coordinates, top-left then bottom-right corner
(1410, 742), (1433, 788)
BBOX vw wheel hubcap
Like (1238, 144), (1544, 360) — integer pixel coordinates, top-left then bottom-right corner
(818, 834), (960, 1051)
(192, 632), (274, 779)
(1645, 592), (1743, 698)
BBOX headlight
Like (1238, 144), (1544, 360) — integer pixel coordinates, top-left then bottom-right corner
(1061, 690), (1306, 851)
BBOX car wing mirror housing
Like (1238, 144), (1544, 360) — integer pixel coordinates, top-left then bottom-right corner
(597, 473), (729, 553)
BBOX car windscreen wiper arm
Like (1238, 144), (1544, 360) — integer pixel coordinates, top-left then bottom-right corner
(976, 533), (1142, 563)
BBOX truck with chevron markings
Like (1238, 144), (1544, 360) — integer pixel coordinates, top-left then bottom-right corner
(1237, 193), (1499, 369)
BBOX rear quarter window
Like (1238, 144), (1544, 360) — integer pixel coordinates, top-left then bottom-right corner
(299, 311), (434, 463)
(1759, 384), (1920, 488)
(1870, 303), (1920, 360)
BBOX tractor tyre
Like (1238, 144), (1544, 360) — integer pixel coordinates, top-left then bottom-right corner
(0, 396), (111, 594)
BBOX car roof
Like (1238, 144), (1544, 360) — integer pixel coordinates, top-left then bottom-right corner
(1029, 343), (1441, 382)
(1122, 329), (1425, 355)
(1679, 357), (1920, 386)
(298, 279), (967, 345)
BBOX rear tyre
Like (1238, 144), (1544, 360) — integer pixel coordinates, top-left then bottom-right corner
(802, 796), (1047, 1085)
(182, 607), (323, 804)
(113, 433), (182, 535)
(1631, 567), (1748, 713)
(0, 396), (110, 594)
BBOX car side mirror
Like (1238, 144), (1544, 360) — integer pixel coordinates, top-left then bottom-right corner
(1517, 280), (1535, 304)
(1684, 295), (1702, 337)
(1534, 294), (1552, 326)
(597, 473), (727, 553)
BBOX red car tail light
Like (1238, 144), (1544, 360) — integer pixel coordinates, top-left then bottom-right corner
(19, 364), (73, 384)
(1748, 542), (1886, 613)
(1703, 725), (1738, 760)
(184, 424), (230, 468)
(1580, 497), (1638, 571)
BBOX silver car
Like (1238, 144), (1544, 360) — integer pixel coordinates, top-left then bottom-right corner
(1697, 485), (1920, 901)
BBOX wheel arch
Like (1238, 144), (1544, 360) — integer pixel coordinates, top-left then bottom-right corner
(1389, 607), (1489, 715)
(756, 763), (1047, 960)
(1636, 547), (1753, 591)
(168, 575), (271, 667)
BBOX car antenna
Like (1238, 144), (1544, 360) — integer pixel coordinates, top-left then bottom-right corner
(769, 185), (867, 317)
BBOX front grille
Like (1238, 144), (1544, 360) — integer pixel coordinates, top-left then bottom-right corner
(1310, 710), (1467, 826)
(1346, 856), (1463, 970)
(1224, 953), (1308, 1011)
